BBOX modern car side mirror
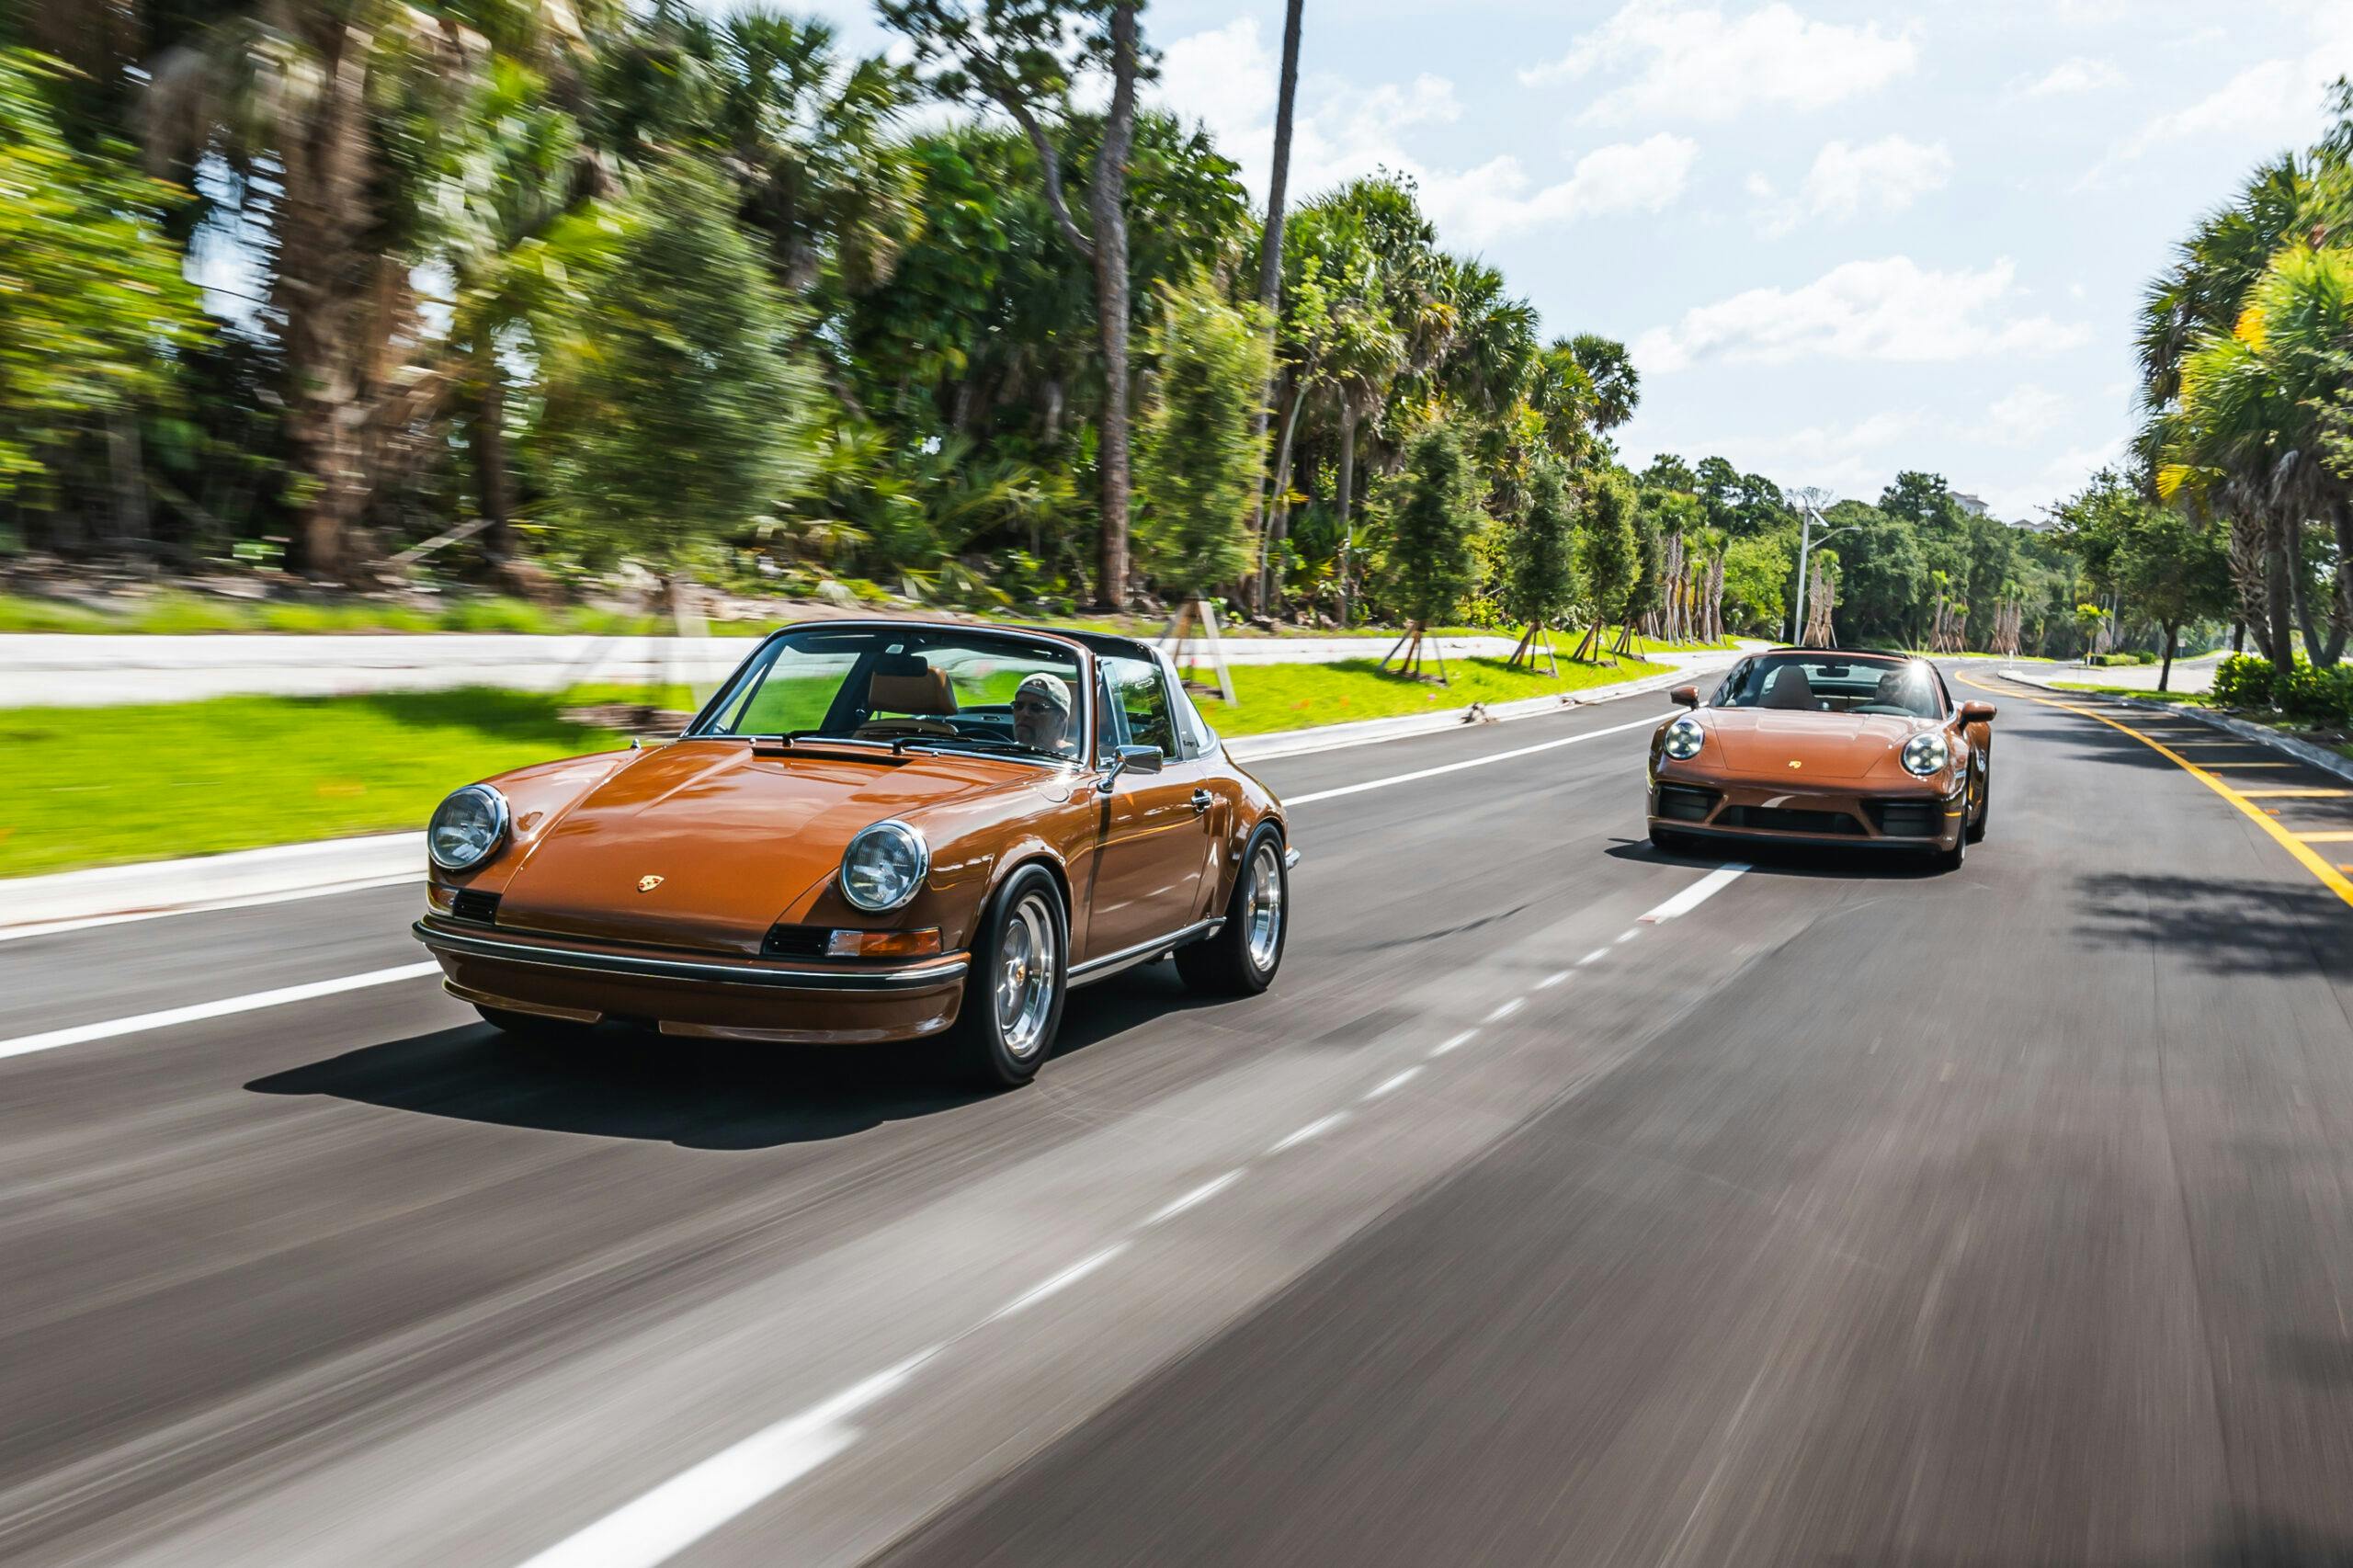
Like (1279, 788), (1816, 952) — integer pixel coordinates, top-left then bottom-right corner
(1098, 744), (1165, 791)
(1958, 700), (1997, 723)
(1669, 686), (1700, 708)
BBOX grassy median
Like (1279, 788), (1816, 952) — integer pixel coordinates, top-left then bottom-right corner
(2, 655), (1668, 878)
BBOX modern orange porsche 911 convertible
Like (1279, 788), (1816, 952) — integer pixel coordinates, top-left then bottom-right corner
(1646, 648), (1995, 869)
(412, 620), (1293, 1085)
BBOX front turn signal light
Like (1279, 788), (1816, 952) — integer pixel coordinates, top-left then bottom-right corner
(826, 927), (945, 960)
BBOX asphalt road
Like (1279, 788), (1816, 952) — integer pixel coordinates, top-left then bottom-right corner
(6, 665), (2352, 1567)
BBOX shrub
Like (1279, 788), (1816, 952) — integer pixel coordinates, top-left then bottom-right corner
(2273, 663), (2353, 728)
(2211, 653), (2276, 709)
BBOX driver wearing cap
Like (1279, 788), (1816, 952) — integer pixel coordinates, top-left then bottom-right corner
(1011, 672), (1076, 756)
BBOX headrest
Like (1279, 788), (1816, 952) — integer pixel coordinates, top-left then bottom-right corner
(1761, 666), (1815, 709)
(869, 664), (957, 715)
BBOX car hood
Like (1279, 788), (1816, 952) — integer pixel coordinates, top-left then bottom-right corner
(1699, 709), (1935, 786)
(495, 739), (1027, 949)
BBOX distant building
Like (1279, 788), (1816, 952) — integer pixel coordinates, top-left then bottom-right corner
(1953, 493), (1992, 518)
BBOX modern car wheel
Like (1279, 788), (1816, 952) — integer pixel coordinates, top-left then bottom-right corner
(947, 864), (1068, 1087)
(1930, 809), (1967, 872)
(1965, 759), (1991, 844)
(1176, 825), (1288, 997)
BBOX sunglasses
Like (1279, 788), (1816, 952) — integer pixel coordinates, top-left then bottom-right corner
(1012, 699), (1059, 716)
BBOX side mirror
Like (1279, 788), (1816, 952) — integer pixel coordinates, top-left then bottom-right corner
(1669, 686), (1700, 709)
(1958, 700), (1997, 724)
(1097, 744), (1164, 792)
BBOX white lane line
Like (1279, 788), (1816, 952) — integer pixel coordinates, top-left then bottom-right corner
(1146, 1171), (1245, 1225)
(512, 1352), (934, 1568)
(1614, 929), (1641, 945)
(1431, 1029), (1477, 1056)
(1536, 970), (1572, 990)
(990, 1243), (1131, 1322)
(1638, 862), (1751, 924)
(1268, 1112), (1348, 1153)
(1285, 715), (1659, 806)
(1577, 948), (1610, 966)
(1483, 997), (1525, 1024)
(0, 961), (442, 1062)
(1365, 1067), (1423, 1100)
(0, 872), (424, 945)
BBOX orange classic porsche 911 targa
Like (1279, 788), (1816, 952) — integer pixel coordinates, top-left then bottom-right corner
(412, 620), (1294, 1085)
(1646, 648), (1995, 870)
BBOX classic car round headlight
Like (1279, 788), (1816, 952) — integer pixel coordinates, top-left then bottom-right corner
(1901, 733), (1951, 778)
(840, 820), (929, 912)
(1661, 716), (1705, 761)
(428, 784), (510, 871)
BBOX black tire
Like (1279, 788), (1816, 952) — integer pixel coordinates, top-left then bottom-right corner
(944, 864), (1068, 1087)
(1931, 816), (1967, 872)
(1649, 825), (1695, 856)
(1965, 760), (1991, 844)
(1175, 824), (1289, 997)
(475, 1006), (590, 1045)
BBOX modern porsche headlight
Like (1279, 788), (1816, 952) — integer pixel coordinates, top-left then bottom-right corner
(1662, 716), (1705, 761)
(428, 784), (510, 872)
(840, 820), (929, 912)
(1901, 733), (1950, 778)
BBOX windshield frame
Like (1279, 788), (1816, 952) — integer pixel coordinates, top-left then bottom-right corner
(1708, 652), (1949, 721)
(685, 621), (1097, 767)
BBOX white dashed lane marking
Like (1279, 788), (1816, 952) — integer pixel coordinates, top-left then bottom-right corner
(1638, 862), (1751, 923)
(991, 1244), (1131, 1323)
(1365, 1067), (1423, 1100)
(1536, 971), (1572, 990)
(1146, 1171), (1245, 1225)
(0, 962), (441, 1062)
(1284, 715), (1659, 806)
(1432, 1030), (1478, 1056)
(1268, 1112), (1349, 1153)
(1483, 997), (1525, 1024)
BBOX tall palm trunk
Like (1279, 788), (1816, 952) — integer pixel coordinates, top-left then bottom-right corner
(1256, 372), (1305, 609)
(1086, 2), (1140, 608)
(1245, 0), (1303, 611)
(1335, 399), (1358, 625)
(475, 348), (514, 564)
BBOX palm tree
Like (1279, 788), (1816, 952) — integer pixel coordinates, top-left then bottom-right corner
(1245, 0), (1304, 610)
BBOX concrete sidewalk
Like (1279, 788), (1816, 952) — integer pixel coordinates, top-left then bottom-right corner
(0, 651), (1734, 936)
(4, 631), (1552, 708)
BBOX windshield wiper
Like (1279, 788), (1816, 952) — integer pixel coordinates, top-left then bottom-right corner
(896, 734), (1068, 762)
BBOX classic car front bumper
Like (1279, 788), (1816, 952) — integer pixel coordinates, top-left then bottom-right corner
(413, 917), (972, 1043)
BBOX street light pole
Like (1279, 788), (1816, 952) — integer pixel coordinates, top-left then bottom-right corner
(1790, 499), (1857, 645)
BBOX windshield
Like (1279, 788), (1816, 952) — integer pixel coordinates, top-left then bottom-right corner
(1713, 654), (1944, 719)
(693, 627), (1087, 762)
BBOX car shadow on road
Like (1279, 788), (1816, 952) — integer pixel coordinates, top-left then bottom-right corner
(245, 963), (1225, 1151)
(1605, 839), (1946, 881)
(2073, 870), (2353, 979)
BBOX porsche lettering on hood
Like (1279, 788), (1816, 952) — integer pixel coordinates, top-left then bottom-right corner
(494, 741), (1020, 949)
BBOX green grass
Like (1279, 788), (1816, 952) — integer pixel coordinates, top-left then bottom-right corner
(0, 688), (647, 880)
(1182, 653), (1672, 739)
(2, 652), (1684, 878)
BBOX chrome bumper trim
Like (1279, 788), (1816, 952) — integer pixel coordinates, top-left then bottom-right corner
(413, 920), (969, 991)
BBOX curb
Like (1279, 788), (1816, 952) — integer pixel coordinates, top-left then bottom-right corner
(1997, 668), (2353, 787)
(1, 657), (1732, 936)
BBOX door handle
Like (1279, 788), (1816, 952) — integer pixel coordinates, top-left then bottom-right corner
(1189, 789), (1213, 813)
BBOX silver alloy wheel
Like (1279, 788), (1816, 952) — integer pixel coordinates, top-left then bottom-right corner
(995, 890), (1058, 1057)
(1243, 842), (1283, 971)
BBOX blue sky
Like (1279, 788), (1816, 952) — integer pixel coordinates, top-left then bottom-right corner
(733, 1), (2353, 519)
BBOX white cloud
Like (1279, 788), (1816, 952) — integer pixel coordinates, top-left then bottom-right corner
(1634, 256), (2091, 373)
(1749, 137), (1953, 237)
(1422, 134), (1700, 245)
(2098, 5), (2353, 175)
(1155, 18), (1278, 165)
(1974, 384), (2070, 446)
(1801, 136), (1952, 221)
(2021, 57), (2125, 97)
(1676, 412), (1924, 500)
(1520, 0), (1919, 124)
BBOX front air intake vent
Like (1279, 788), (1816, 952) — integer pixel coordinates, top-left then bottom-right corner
(761, 924), (832, 960)
(1655, 784), (1719, 824)
(449, 889), (501, 924)
(1869, 801), (1941, 838)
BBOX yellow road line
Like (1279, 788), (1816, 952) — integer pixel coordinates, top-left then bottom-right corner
(2237, 789), (2351, 799)
(2196, 761), (2300, 768)
(1960, 673), (2353, 909)
(2297, 831), (2353, 844)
